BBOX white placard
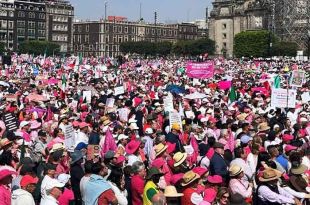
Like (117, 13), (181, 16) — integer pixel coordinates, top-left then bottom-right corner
(64, 125), (75, 151)
(106, 98), (115, 108)
(83, 90), (92, 103)
(301, 92), (310, 103)
(169, 112), (182, 132)
(271, 88), (296, 108)
(114, 86), (125, 96)
(164, 96), (174, 112)
(118, 108), (129, 122)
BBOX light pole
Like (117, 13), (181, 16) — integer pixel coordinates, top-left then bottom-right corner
(104, 1), (108, 21)
(307, 30), (310, 61)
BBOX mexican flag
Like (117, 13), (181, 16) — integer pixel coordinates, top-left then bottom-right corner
(228, 86), (238, 103)
(274, 75), (281, 88)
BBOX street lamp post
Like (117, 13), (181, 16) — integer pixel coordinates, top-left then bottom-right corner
(104, 1), (108, 21)
(307, 30), (310, 61)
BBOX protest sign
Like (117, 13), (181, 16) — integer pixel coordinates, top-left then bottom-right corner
(271, 88), (296, 108)
(87, 145), (100, 160)
(164, 96), (174, 112)
(114, 86), (125, 96)
(169, 112), (182, 132)
(77, 86), (98, 96)
(290, 70), (305, 87)
(118, 108), (128, 122)
(106, 98), (115, 108)
(3, 113), (18, 131)
(4, 94), (17, 102)
(64, 125), (75, 151)
(186, 61), (214, 79)
(301, 92), (310, 103)
(83, 90), (92, 103)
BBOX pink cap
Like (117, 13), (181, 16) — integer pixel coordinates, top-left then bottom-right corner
(0, 169), (17, 180)
(285, 145), (297, 153)
(207, 175), (223, 184)
(192, 167), (208, 177)
(282, 134), (293, 142)
(79, 122), (90, 129)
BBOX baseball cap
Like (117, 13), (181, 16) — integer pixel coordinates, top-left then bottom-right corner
(45, 178), (65, 190)
(20, 175), (39, 187)
(57, 173), (71, 184)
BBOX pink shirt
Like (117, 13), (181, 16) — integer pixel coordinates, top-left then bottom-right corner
(0, 185), (11, 205)
(58, 188), (74, 205)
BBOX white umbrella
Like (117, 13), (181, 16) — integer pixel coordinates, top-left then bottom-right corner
(0, 81), (9, 87)
(184, 92), (207, 100)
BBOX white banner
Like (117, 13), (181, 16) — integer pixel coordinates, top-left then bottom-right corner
(64, 125), (75, 151)
(271, 88), (296, 108)
(82, 90), (92, 103)
(114, 86), (125, 96)
(164, 96), (174, 112)
(169, 112), (182, 132)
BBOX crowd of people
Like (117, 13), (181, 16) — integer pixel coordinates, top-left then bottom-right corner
(0, 54), (309, 205)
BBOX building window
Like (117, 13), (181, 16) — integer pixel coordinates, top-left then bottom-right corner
(18, 11), (25, 17)
(169, 30), (172, 36)
(9, 11), (13, 17)
(223, 42), (227, 48)
(17, 20), (25, 27)
(105, 25), (109, 31)
(118, 37), (122, 43)
(222, 23), (227, 29)
(146, 28), (149, 34)
(85, 35), (89, 43)
(0, 20), (7, 29)
(38, 30), (45, 37)
(29, 12), (35, 18)
(17, 28), (25, 36)
(38, 22), (45, 29)
(118, 26), (122, 33)
(163, 30), (166, 36)
(152, 29), (155, 34)
(222, 33), (227, 39)
(86, 25), (89, 32)
(78, 25), (82, 32)
(28, 21), (35, 29)
(124, 26), (128, 33)
(113, 26), (116, 32)
(8, 21), (13, 29)
(28, 29), (35, 36)
(124, 35), (128, 42)
(39, 13), (45, 19)
(0, 10), (7, 16)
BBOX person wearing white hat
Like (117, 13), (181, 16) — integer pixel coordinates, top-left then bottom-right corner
(57, 174), (74, 205)
(116, 134), (129, 155)
(143, 128), (155, 161)
(40, 179), (65, 205)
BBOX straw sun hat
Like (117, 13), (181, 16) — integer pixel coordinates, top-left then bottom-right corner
(164, 185), (184, 197)
(259, 169), (282, 182)
(229, 164), (243, 177)
(173, 152), (187, 167)
(154, 143), (168, 157)
(181, 171), (200, 186)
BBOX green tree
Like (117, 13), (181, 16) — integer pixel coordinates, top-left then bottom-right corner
(172, 38), (215, 56)
(272, 41), (298, 57)
(156, 41), (172, 56)
(0, 42), (5, 55)
(19, 40), (60, 56)
(234, 30), (277, 58)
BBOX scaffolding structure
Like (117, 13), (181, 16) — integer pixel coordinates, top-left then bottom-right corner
(261, 0), (310, 49)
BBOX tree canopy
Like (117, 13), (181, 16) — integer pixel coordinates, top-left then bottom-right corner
(19, 40), (61, 56)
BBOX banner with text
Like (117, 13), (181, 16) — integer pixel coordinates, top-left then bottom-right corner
(271, 88), (296, 108)
(186, 61), (214, 79)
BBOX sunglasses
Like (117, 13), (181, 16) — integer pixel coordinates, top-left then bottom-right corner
(222, 195), (229, 199)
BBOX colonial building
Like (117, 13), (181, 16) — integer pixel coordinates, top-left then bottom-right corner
(208, 0), (268, 57)
(45, 0), (73, 52)
(73, 18), (199, 57)
(0, 0), (73, 52)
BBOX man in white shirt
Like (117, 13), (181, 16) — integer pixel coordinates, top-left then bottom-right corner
(230, 147), (253, 180)
(40, 179), (65, 205)
(75, 122), (89, 146)
(41, 163), (57, 200)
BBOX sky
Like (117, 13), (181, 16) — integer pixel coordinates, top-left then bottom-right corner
(70, 0), (212, 23)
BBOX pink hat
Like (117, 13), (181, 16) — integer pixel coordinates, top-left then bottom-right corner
(209, 117), (217, 123)
(207, 175), (223, 184)
(171, 173), (184, 185)
(0, 169), (17, 180)
(282, 134), (294, 142)
(166, 142), (176, 154)
(30, 121), (41, 129)
(20, 175), (39, 187)
(204, 187), (217, 202)
(79, 122), (90, 129)
(72, 121), (80, 127)
(192, 167), (208, 177)
(285, 145), (297, 153)
(151, 158), (165, 169)
(115, 155), (126, 165)
(125, 140), (141, 155)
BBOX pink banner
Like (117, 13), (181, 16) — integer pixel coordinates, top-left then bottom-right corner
(186, 61), (214, 79)
(218, 81), (232, 90)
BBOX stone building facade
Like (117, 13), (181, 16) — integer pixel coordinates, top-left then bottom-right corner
(73, 19), (199, 57)
(208, 0), (268, 57)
